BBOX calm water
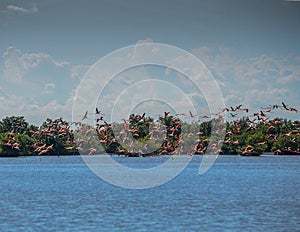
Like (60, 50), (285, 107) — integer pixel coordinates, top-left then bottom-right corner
(0, 155), (300, 231)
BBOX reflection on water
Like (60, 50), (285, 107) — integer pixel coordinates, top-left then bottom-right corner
(0, 155), (299, 231)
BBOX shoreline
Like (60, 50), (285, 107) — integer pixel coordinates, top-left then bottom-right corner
(1, 152), (299, 158)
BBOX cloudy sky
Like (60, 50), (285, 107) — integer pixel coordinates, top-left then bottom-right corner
(0, 0), (300, 125)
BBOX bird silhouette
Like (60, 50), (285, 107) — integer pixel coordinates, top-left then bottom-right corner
(81, 111), (88, 120)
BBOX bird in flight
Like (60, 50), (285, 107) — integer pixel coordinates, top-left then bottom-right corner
(81, 111), (88, 120)
(189, 111), (198, 118)
(281, 102), (298, 112)
(95, 108), (105, 115)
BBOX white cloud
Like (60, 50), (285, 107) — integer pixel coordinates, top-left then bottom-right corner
(2, 46), (70, 83)
(191, 46), (300, 118)
(1, 42), (299, 125)
(0, 46), (77, 125)
(0, 93), (74, 126)
(7, 4), (38, 14)
(136, 38), (153, 45)
(277, 64), (300, 84)
(42, 83), (56, 95)
(70, 64), (91, 81)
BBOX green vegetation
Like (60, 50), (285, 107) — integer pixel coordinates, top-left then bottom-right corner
(0, 116), (78, 157)
(0, 114), (299, 157)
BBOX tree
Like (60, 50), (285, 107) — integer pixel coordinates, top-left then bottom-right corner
(0, 116), (39, 157)
(0, 116), (29, 134)
(34, 118), (79, 155)
(243, 133), (267, 155)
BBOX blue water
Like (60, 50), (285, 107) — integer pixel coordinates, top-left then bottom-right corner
(0, 155), (300, 231)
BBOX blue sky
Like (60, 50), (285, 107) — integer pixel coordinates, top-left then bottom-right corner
(0, 0), (300, 125)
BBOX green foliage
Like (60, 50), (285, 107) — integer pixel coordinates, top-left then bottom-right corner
(199, 121), (211, 136)
(0, 116), (29, 134)
(244, 133), (268, 154)
(0, 116), (39, 157)
(34, 118), (79, 155)
(0, 114), (299, 156)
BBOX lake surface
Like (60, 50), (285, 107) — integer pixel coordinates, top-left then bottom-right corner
(0, 155), (300, 231)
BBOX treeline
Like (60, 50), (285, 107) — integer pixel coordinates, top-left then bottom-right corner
(0, 116), (78, 157)
(0, 114), (299, 157)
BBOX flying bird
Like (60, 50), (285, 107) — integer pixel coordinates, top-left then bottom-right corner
(189, 111), (197, 118)
(282, 101), (289, 110)
(81, 111), (88, 120)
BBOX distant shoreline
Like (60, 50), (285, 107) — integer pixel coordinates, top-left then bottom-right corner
(1, 112), (299, 158)
(1, 152), (299, 158)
